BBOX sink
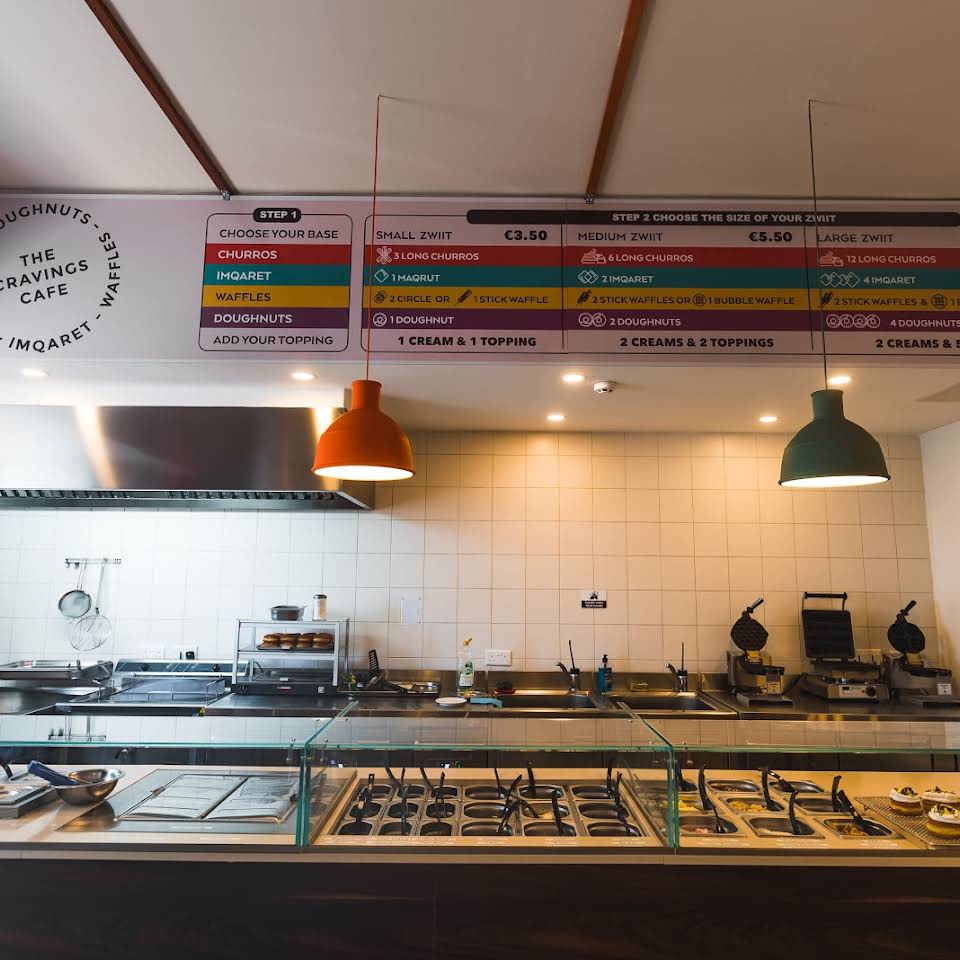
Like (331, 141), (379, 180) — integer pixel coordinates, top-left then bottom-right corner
(610, 693), (721, 713)
(495, 692), (598, 709)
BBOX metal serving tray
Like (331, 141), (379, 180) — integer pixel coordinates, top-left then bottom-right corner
(60, 769), (349, 838)
(859, 796), (960, 848)
(330, 779), (648, 839)
(0, 773), (57, 819)
(0, 660), (112, 682)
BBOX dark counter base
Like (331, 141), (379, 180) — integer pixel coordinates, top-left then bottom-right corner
(1, 860), (958, 959)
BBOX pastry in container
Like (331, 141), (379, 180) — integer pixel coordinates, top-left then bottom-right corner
(889, 786), (922, 815)
(926, 803), (960, 838)
(921, 786), (959, 812)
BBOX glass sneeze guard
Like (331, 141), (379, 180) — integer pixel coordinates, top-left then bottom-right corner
(301, 702), (675, 847)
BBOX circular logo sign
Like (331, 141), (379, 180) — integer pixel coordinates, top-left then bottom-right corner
(0, 201), (120, 355)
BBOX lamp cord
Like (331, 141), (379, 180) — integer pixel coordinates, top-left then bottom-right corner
(364, 94), (384, 381)
(807, 98), (828, 391)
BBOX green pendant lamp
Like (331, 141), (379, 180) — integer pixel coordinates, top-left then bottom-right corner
(779, 101), (889, 489)
(780, 388), (888, 488)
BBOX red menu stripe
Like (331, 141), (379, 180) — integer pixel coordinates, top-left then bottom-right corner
(363, 244), (561, 266)
(565, 245), (805, 268)
(205, 243), (350, 265)
(804, 247), (960, 268)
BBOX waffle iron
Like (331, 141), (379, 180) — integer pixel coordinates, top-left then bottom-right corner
(727, 598), (789, 706)
(799, 592), (888, 702)
(883, 601), (957, 706)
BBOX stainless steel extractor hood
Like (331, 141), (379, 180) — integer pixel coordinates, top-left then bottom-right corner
(0, 405), (373, 510)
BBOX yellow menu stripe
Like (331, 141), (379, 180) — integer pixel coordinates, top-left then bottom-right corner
(201, 285), (349, 308)
(564, 288), (809, 310)
(823, 291), (960, 310)
(370, 286), (560, 309)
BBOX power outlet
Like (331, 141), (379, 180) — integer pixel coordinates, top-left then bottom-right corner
(172, 645), (199, 661)
(485, 648), (511, 667)
(400, 594), (422, 625)
(142, 646), (164, 659)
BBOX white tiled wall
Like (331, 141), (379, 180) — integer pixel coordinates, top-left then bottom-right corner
(0, 430), (935, 676)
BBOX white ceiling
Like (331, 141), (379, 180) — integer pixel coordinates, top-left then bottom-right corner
(2, 0), (960, 197)
(1, 359), (958, 436)
(2, 1), (960, 437)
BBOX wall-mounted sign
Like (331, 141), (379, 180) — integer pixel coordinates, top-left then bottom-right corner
(2, 195), (959, 362)
(362, 214), (563, 354)
(581, 590), (607, 609)
(0, 200), (121, 356)
(200, 211), (351, 352)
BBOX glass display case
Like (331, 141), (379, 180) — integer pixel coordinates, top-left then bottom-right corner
(4, 707), (960, 859)
(640, 716), (960, 856)
(302, 704), (675, 848)
(0, 715), (338, 850)
(232, 618), (346, 693)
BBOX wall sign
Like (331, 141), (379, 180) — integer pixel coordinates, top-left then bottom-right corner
(0, 200), (121, 356)
(581, 590), (608, 609)
(2, 195), (959, 362)
(200, 211), (351, 352)
(362, 214), (563, 354)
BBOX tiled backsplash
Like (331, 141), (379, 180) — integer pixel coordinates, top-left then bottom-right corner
(0, 430), (934, 677)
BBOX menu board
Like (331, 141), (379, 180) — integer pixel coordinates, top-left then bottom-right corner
(361, 214), (563, 353)
(809, 212), (960, 357)
(4, 194), (960, 364)
(199, 211), (351, 352)
(561, 209), (811, 356)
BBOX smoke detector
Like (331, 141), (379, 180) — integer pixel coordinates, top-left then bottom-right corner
(593, 380), (617, 394)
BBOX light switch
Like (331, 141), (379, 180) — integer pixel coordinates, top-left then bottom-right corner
(400, 594), (422, 625)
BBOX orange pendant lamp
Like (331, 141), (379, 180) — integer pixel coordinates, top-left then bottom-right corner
(312, 379), (414, 480)
(312, 96), (415, 482)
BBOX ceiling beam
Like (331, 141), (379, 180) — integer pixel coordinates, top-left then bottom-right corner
(584, 0), (648, 200)
(84, 0), (236, 198)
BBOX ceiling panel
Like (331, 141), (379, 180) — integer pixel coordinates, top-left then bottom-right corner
(1, 358), (957, 436)
(2, 1), (960, 198)
(605, 0), (960, 198)
(112, 0), (626, 195)
(0, 0), (208, 192)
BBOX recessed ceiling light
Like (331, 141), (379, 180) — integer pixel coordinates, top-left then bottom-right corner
(827, 374), (852, 386)
(21, 368), (47, 379)
(561, 372), (585, 384)
(758, 414), (779, 424)
(546, 413), (566, 423)
(290, 371), (316, 382)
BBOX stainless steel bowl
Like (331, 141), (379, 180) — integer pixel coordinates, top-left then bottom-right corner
(55, 768), (123, 806)
(270, 605), (303, 621)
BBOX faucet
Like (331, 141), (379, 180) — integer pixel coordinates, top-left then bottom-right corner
(557, 662), (581, 693)
(557, 638), (581, 692)
(666, 641), (689, 693)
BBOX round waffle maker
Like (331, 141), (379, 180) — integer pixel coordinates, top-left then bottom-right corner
(887, 600), (925, 657)
(728, 599), (789, 704)
(731, 598), (769, 654)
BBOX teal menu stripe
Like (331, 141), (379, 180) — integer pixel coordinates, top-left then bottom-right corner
(203, 264), (349, 286)
(563, 266), (808, 288)
(818, 268), (960, 289)
(365, 266), (561, 287)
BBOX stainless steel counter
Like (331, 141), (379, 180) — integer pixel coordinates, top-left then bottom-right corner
(204, 692), (615, 719)
(703, 687), (960, 722)
(0, 686), (100, 716)
(11, 667), (960, 723)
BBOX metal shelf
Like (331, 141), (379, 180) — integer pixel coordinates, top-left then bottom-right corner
(242, 649), (337, 658)
(234, 619), (346, 687)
